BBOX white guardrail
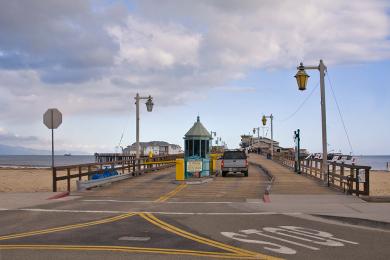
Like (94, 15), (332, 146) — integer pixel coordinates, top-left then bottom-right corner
(76, 174), (131, 191)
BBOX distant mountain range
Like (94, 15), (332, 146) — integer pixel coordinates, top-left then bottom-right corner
(0, 144), (86, 155)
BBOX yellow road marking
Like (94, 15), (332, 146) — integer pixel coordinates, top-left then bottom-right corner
(141, 213), (255, 257)
(0, 244), (255, 259)
(140, 213), (282, 260)
(155, 183), (187, 202)
(0, 212), (136, 241)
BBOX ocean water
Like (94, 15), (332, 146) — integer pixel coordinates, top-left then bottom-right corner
(0, 155), (96, 168)
(355, 155), (390, 171)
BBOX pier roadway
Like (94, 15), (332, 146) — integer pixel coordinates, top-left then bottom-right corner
(248, 154), (336, 195)
(1, 160), (390, 259)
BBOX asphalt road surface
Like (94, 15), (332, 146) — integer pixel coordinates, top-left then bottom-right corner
(1, 164), (389, 260)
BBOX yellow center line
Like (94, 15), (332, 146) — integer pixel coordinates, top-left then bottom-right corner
(155, 183), (187, 202)
(0, 212), (136, 241)
(0, 245), (256, 259)
(140, 213), (282, 260)
(140, 213), (254, 257)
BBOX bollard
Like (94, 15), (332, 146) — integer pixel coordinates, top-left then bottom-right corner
(176, 159), (185, 181)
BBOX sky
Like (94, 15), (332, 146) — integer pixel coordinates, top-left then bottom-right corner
(0, 0), (389, 155)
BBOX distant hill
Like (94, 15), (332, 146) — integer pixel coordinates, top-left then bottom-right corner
(0, 144), (86, 155)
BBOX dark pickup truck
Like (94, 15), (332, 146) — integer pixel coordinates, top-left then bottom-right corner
(221, 150), (248, 177)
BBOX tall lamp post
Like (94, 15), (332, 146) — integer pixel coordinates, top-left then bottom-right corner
(135, 93), (154, 159)
(294, 60), (328, 185)
(211, 131), (217, 146)
(253, 127), (260, 142)
(262, 114), (274, 159)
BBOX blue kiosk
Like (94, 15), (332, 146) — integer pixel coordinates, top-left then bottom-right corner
(184, 116), (212, 178)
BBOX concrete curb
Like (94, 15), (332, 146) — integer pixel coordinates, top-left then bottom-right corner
(313, 214), (390, 230)
(249, 161), (275, 203)
(360, 196), (390, 203)
(47, 191), (70, 200)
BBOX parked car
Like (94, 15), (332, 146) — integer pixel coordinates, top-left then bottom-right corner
(221, 150), (248, 177)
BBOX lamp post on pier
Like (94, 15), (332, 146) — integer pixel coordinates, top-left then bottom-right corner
(211, 131), (217, 146)
(253, 127), (260, 142)
(262, 114), (274, 159)
(294, 60), (328, 185)
(135, 93), (154, 159)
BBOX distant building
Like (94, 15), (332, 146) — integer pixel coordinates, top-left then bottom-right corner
(248, 136), (308, 157)
(123, 141), (182, 156)
(249, 137), (280, 154)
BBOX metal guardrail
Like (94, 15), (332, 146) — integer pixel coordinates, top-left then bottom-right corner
(52, 154), (183, 192)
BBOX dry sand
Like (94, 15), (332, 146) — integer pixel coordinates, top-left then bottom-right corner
(0, 168), (78, 192)
(1, 167), (390, 196)
(370, 170), (390, 196)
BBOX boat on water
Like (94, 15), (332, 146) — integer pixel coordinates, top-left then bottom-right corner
(64, 153), (71, 156)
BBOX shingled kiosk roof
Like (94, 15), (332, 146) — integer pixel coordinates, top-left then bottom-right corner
(185, 116), (211, 139)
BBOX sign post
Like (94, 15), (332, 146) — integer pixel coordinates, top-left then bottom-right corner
(43, 108), (62, 192)
(294, 129), (301, 174)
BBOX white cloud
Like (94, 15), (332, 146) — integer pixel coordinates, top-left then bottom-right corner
(0, 0), (389, 126)
(137, 0), (390, 68)
(108, 16), (202, 70)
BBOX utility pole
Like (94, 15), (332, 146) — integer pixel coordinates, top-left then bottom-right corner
(135, 93), (140, 159)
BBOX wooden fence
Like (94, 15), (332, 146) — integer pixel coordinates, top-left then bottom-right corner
(52, 154), (183, 192)
(274, 154), (371, 196)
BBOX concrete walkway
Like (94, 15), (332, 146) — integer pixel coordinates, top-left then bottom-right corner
(0, 192), (77, 210)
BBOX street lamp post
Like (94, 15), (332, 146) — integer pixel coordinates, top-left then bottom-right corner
(295, 60), (328, 185)
(135, 93), (154, 159)
(294, 129), (301, 174)
(253, 127), (260, 142)
(262, 114), (274, 159)
(211, 131), (217, 146)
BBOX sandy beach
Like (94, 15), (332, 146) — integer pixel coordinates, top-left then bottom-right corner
(1, 167), (390, 196)
(0, 167), (78, 192)
(370, 170), (390, 196)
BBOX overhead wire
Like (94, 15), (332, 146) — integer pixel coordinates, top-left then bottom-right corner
(117, 110), (132, 151)
(280, 80), (320, 122)
(326, 70), (354, 155)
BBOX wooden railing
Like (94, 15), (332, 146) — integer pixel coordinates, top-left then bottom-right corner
(274, 154), (371, 196)
(52, 154), (183, 192)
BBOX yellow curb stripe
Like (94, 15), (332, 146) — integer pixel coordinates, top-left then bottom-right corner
(143, 160), (176, 165)
(140, 213), (280, 259)
(0, 245), (256, 259)
(0, 213), (136, 241)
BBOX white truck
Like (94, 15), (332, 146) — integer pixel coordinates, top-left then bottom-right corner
(221, 150), (248, 177)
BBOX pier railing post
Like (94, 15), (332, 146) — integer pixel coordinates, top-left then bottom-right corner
(67, 168), (71, 192)
(52, 168), (57, 192)
(364, 168), (370, 196)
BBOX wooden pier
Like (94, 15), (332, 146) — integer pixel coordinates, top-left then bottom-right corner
(274, 154), (371, 196)
(53, 154), (183, 192)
